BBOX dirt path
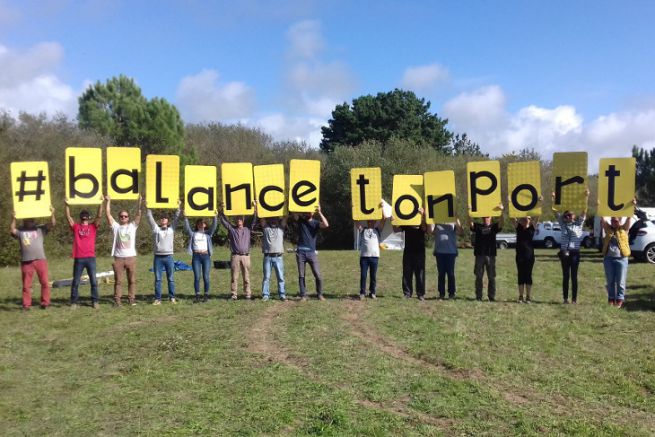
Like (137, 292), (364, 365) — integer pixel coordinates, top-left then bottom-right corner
(246, 302), (457, 432)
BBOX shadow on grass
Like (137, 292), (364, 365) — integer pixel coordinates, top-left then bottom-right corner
(625, 285), (655, 312)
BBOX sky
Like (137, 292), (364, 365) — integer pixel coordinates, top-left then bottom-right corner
(1, 0), (655, 164)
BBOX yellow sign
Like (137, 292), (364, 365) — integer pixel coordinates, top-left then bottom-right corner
(351, 167), (382, 220)
(184, 165), (217, 217)
(146, 155), (180, 209)
(289, 159), (321, 212)
(392, 175), (423, 226)
(221, 163), (254, 216)
(11, 162), (52, 219)
(254, 164), (286, 218)
(507, 161), (542, 218)
(106, 147), (141, 200)
(65, 147), (103, 205)
(552, 152), (587, 212)
(424, 170), (456, 224)
(467, 161), (501, 217)
(598, 158), (636, 217)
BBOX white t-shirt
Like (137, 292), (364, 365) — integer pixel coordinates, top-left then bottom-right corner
(112, 222), (138, 257)
(192, 232), (209, 252)
(359, 227), (381, 257)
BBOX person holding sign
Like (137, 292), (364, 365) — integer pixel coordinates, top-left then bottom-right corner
(431, 218), (464, 300)
(10, 207), (56, 310)
(356, 216), (387, 300)
(105, 195), (142, 307)
(219, 203), (257, 300)
(292, 205), (329, 301)
(393, 208), (428, 301)
(511, 214), (540, 303)
(146, 199), (182, 305)
(599, 199), (636, 309)
(552, 189), (590, 304)
(257, 201), (288, 301)
(468, 205), (504, 302)
(65, 199), (104, 309)
(183, 209), (219, 303)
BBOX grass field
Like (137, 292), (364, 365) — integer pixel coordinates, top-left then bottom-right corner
(1, 247), (654, 436)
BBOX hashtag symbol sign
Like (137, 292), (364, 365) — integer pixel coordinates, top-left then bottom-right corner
(15, 170), (46, 201)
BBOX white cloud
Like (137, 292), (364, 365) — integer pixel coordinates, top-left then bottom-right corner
(441, 84), (655, 164)
(175, 69), (256, 122)
(254, 113), (324, 146)
(401, 63), (449, 92)
(286, 19), (324, 59)
(282, 20), (356, 120)
(0, 41), (80, 117)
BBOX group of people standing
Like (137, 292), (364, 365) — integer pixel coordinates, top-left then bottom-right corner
(11, 191), (636, 310)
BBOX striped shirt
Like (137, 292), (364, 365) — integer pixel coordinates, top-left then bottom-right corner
(558, 214), (586, 251)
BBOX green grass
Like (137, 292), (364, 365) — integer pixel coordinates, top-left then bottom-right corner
(1, 247), (654, 436)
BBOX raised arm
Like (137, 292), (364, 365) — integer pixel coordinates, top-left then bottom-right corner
(47, 205), (56, 230)
(104, 195), (115, 225)
(146, 207), (157, 230)
(94, 200), (103, 227)
(250, 208), (258, 230)
(10, 211), (17, 237)
(183, 216), (193, 236)
(497, 203), (505, 229)
(581, 188), (590, 218)
(170, 199), (182, 229)
(133, 195), (143, 226)
(316, 204), (329, 229)
(376, 216), (387, 232)
(623, 198), (638, 231)
(600, 216), (611, 234)
(219, 204), (233, 229)
(467, 205), (475, 231)
(208, 211), (219, 235)
(454, 218), (464, 236)
(418, 207), (427, 232)
(64, 199), (74, 227)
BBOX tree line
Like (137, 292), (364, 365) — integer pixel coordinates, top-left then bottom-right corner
(1, 75), (652, 265)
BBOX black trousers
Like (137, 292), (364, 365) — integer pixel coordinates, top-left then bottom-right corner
(516, 254), (535, 285)
(560, 250), (580, 301)
(402, 250), (425, 297)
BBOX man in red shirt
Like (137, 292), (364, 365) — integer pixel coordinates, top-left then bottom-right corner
(65, 199), (103, 309)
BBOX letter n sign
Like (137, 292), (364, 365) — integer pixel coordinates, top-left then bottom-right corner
(65, 147), (103, 205)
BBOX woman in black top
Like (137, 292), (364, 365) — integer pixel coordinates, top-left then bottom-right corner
(513, 215), (539, 303)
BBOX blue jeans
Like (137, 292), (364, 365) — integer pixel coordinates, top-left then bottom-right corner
(435, 253), (457, 297)
(192, 253), (211, 296)
(71, 257), (98, 303)
(262, 254), (285, 298)
(154, 255), (175, 300)
(604, 256), (628, 301)
(359, 257), (379, 295)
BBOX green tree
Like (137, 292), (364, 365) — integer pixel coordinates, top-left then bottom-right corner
(320, 89), (453, 153)
(451, 133), (487, 157)
(78, 75), (189, 160)
(633, 145), (655, 203)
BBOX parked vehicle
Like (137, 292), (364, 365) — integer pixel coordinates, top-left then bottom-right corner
(496, 233), (517, 249)
(532, 221), (592, 249)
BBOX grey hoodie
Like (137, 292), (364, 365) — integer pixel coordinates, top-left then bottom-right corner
(147, 209), (180, 255)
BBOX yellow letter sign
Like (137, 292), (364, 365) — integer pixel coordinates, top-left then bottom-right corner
(507, 161), (541, 218)
(146, 155), (180, 209)
(65, 147), (103, 205)
(254, 164), (286, 218)
(11, 161), (52, 219)
(598, 158), (636, 217)
(392, 175), (423, 226)
(467, 161), (501, 217)
(351, 167), (382, 220)
(289, 160), (320, 213)
(106, 147), (141, 200)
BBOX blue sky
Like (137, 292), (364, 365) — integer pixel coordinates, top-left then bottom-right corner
(1, 0), (655, 162)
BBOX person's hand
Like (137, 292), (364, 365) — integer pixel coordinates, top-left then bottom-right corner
(596, 198), (600, 206)
(178, 199), (182, 208)
(214, 209), (219, 215)
(104, 194), (111, 201)
(49, 205), (55, 213)
(538, 195), (543, 202)
(498, 203), (505, 211)
(144, 199), (148, 208)
(64, 198), (70, 206)
(584, 188), (590, 197)
(221, 202), (226, 211)
(316, 204), (322, 214)
(12, 210), (16, 218)
(418, 207), (425, 215)
(551, 191), (556, 199)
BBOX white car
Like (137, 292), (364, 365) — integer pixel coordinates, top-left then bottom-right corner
(629, 219), (655, 264)
(533, 221), (593, 249)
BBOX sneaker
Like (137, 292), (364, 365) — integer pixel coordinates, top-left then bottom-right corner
(130, 301), (137, 306)
(563, 299), (569, 304)
(488, 297), (496, 302)
(202, 296), (208, 303)
(92, 302), (100, 310)
(193, 296), (200, 303)
(572, 300), (577, 305)
(525, 298), (532, 304)
(318, 294), (326, 301)
(476, 297), (483, 302)
(608, 299), (616, 306)
(279, 295), (287, 301)
(22, 306), (31, 311)
(300, 295), (308, 301)
(40, 304), (48, 310)
(262, 295), (270, 301)
(359, 294), (365, 301)
(114, 301), (122, 307)
(70, 303), (79, 309)
(403, 294), (411, 299)
(616, 300), (624, 309)
(369, 293), (377, 300)
(518, 296), (524, 303)
(448, 294), (456, 300)
(418, 295), (425, 301)
(231, 295), (238, 300)
(245, 295), (253, 300)
(152, 300), (162, 306)
(170, 298), (177, 304)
